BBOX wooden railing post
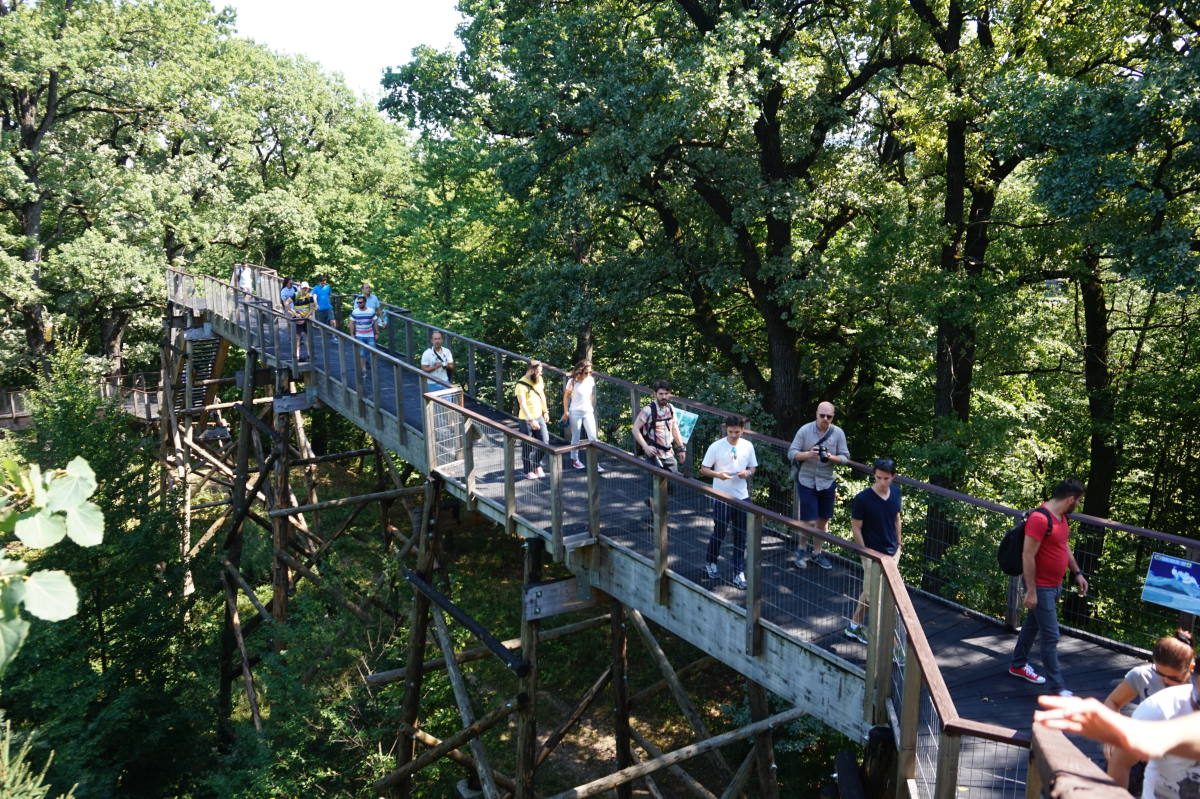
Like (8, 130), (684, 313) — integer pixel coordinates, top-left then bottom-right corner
(864, 558), (897, 726)
(894, 636), (922, 798)
(1006, 575), (1022, 630)
(462, 421), (477, 512)
(404, 317), (414, 362)
(933, 731), (961, 799)
(493, 351), (504, 406)
(503, 436), (517, 536)
(467, 343), (477, 396)
(423, 394), (438, 474)
(549, 453), (563, 557)
(745, 512), (763, 655)
(652, 473), (669, 605)
(586, 446), (601, 540)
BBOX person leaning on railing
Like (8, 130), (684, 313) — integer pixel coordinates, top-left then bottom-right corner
(1037, 670), (1200, 797)
(1101, 635), (1195, 793)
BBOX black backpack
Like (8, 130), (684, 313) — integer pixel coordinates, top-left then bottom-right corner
(997, 507), (1054, 576)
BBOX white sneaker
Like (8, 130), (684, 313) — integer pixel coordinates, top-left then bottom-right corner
(704, 562), (718, 579)
(1057, 689), (1074, 697)
(525, 471), (539, 480)
(793, 550), (810, 569)
(536, 467), (546, 477)
(572, 460), (584, 469)
(733, 572), (747, 589)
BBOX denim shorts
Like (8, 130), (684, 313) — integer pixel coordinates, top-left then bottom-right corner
(796, 482), (835, 520)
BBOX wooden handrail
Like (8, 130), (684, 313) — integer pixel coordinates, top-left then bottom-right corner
(1026, 726), (1126, 798)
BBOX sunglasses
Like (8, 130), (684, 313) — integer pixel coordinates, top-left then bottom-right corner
(818, 413), (834, 419)
(1157, 665), (1194, 686)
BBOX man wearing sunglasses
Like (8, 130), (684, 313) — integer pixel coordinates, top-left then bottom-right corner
(787, 401), (850, 570)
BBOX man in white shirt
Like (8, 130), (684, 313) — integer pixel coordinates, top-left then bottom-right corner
(700, 415), (758, 589)
(420, 330), (455, 387)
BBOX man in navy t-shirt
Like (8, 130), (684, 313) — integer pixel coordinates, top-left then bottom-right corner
(844, 458), (901, 645)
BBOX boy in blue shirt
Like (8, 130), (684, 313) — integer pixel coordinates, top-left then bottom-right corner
(313, 275), (335, 327)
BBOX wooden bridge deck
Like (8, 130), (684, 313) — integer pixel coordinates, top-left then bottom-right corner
(171, 278), (1142, 798)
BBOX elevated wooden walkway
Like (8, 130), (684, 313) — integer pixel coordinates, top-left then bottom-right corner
(167, 267), (1146, 798)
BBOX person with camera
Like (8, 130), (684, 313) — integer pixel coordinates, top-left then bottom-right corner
(786, 401), (850, 570)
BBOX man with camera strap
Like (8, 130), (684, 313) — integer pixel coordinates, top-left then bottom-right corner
(787, 401), (850, 570)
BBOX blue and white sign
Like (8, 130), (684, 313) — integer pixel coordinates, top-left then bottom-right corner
(675, 407), (699, 444)
(1142, 552), (1200, 614)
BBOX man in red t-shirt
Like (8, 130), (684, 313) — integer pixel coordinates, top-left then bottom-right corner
(1008, 478), (1088, 695)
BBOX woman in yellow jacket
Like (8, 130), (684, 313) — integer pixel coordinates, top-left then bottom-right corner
(515, 360), (550, 479)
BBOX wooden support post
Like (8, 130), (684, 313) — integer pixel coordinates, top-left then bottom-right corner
(266, 486), (423, 518)
(222, 573), (263, 732)
(431, 608), (501, 799)
(748, 681), (780, 799)
(462, 420), (478, 512)
(629, 728), (718, 799)
(377, 697), (522, 791)
(745, 512), (763, 655)
(543, 706), (808, 799)
(628, 609), (731, 779)
(423, 394), (438, 474)
(516, 537), (544, 798)
(535, 664), (612, 769)
(223, 558), (272, 623)
(404, 725), (517, 793)
(218, 346), (258, 744)
(719, 745), (759, 799)
(271, 370), (291, 641)
(653, 474), (669, 605)
(893, 635), (923, 797)
(394, 476), (442, 799)
(611, 599), (634, 799)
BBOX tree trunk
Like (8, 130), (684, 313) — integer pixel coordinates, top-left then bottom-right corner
(1064, 254), (1115, 625)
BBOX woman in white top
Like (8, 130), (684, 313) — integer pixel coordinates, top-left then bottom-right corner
(561, 360), (599, 470)
(1102, 634), (1194, 791)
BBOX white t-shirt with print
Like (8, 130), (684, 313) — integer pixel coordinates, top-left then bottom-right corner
(1134, 683), (1200, 799)
(701, 437), (758, 499)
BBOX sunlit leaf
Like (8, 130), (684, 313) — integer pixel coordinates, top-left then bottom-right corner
(14, 509), (67, 549)
(65, 501), (104, 547)
(23, 570), (79, 621)
(45, 469), (96, 513)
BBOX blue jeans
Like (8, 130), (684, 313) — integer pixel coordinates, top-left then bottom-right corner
(705, 498), (747, 573)
(1011, 585), (1063, 691)
(520, 419), (549, 472)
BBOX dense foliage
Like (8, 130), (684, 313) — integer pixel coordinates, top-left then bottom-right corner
(1, 0), (1199, 795)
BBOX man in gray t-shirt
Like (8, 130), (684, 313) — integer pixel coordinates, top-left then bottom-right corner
(786, 401), (849, 570)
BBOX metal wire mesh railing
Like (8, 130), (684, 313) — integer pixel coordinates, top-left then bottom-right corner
(168, 265), (1177, 798)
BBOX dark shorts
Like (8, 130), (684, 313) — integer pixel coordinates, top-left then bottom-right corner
(316, 308), (334, 325)
(796, 482), (835, 521)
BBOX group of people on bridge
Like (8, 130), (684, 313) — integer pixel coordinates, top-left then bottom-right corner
(231, 265), (1198, 796)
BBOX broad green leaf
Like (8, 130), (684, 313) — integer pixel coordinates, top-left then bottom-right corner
(14, 509), (67, 548)
(0, 504), (14, 534)
(64, 456), (96, 485)
(0, 617), (29, 676)
(0, 458), (20, 486)
(23, 570), (79, 621)
(45, 468), (96, 513)
(65, 501), (105, 547)
(0, 558), (26, 578)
